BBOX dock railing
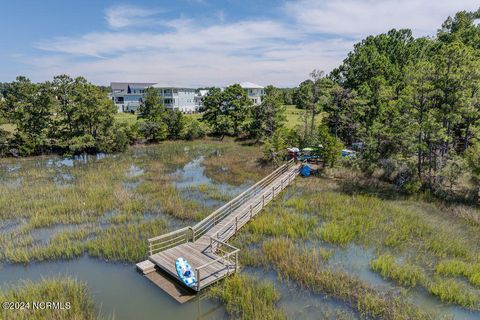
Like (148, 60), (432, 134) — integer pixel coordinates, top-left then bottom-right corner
(213, 167), (298, 243)
(194, 237), (239, 291)
(148, 159), (295, 256)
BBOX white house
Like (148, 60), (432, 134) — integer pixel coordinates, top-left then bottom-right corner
(152, 84), (197, 113)
(110, 82), (198, 113)
(194, 89), (209, 110)
(239, 82), (265, 105)
(110, 81), (265, 113)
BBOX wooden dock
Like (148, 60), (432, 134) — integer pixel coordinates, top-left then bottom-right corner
(137, 160), (300, 300)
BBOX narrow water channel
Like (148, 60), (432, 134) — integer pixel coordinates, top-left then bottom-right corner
(0, 256), (227, 319)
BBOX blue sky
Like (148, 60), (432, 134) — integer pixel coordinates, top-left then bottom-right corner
(1, 0), (478, 87)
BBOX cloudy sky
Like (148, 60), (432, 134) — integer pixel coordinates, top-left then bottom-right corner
(0, 0), (478, 87)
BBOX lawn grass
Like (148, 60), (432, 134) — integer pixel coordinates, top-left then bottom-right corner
(283, 105), (323, 130)
(113, 105), (311, 131)
(113, 112), (138, 126)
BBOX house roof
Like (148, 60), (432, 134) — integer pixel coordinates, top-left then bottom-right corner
(152, 83), (196, 89)
(239, 82), (264, 89)
(198, 90), (209, 97)
(110, 82), (156, 91)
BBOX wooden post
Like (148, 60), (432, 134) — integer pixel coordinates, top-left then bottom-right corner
(235, 216), (238, 233)
(250, 204), (253, 218)
(188, 226), (195, 242)
(149, 243), (152, 256)
(235, 251), (239, 272)
(272, 186), (275, 198)
(196, 269), (200, 291)
(262, 193), (265, 207)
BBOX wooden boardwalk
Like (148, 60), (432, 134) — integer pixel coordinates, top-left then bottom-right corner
(137, 160), (300, 298)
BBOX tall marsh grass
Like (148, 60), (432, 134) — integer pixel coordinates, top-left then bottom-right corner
(0, 277), (99, 320)
(261, 238), (433, 319)
(370, 254), (425, 287)
(0, 139), (265, 263)
(209, 274), (285, 320)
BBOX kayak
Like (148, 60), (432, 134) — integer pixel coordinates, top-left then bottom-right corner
(175, 257), (197, 288)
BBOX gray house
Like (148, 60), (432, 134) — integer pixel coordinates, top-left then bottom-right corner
(111, 82), (155, 112)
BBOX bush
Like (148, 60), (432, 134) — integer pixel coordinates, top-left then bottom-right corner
(163, 109), (184, 139)
(182, 117), (208, 140)
(377, 158), (421, 194)
(315, 123), (343, 167)
(139, 120), (167, 142)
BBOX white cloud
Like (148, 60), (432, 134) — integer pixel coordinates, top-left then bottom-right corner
(105, 5), (161, 29)
(24, 1), (480, 86)
(284, 0), (479, 38)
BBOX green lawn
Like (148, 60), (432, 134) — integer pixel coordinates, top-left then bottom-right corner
(284, 105), (302, 129)
(114, 112), (138, 126)
(284, 105), (323, 129)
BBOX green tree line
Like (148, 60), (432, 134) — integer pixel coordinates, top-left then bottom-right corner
(288, 8), (480, 200)
(0, 75), (130, 156)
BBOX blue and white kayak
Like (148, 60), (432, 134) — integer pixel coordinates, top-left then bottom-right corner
(175, 257), (197, 288)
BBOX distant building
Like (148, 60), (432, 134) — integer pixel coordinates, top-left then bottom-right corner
(110, 81), (265, 113)
(238, 82), (265, 105)
(110, 82), (197, 113)
(194, 89), (209, 110)
(110, 82), (155, 113)
(152, 84), (197, 113)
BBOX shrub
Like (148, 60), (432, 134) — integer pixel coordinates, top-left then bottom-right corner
(182, 117), (207, 140)
(139, 120), (167, 142)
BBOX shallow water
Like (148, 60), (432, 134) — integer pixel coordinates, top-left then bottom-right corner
(245, 267), (358, 319)
(325, 244), (480, 320)
(0, 256), (227, 320)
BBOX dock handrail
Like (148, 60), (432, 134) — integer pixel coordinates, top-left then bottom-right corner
(147, 159), (295, 255)
(195, 237), (240, 291)
(213, 167), (299, 243)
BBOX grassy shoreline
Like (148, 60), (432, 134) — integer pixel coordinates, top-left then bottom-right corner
(0, 276), (100, 320)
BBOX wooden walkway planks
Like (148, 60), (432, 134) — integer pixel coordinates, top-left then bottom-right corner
(140, 160), (300, 298)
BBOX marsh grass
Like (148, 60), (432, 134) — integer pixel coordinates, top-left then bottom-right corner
(370, 254), (425, 287)
(203, 141), (273, 185)
(428, 277), (480, 309)
(186, 183), (232, 202)
(0, 139), (266, 263)
(232, 173), (480, 313)
(435, 260), (480, 288)
(209, 273), (285, 320)
(245, 206), (317, 240)
(87, 218), (167, 262)
(261, 238), (433, 319)
(0, 276), (99, 320)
